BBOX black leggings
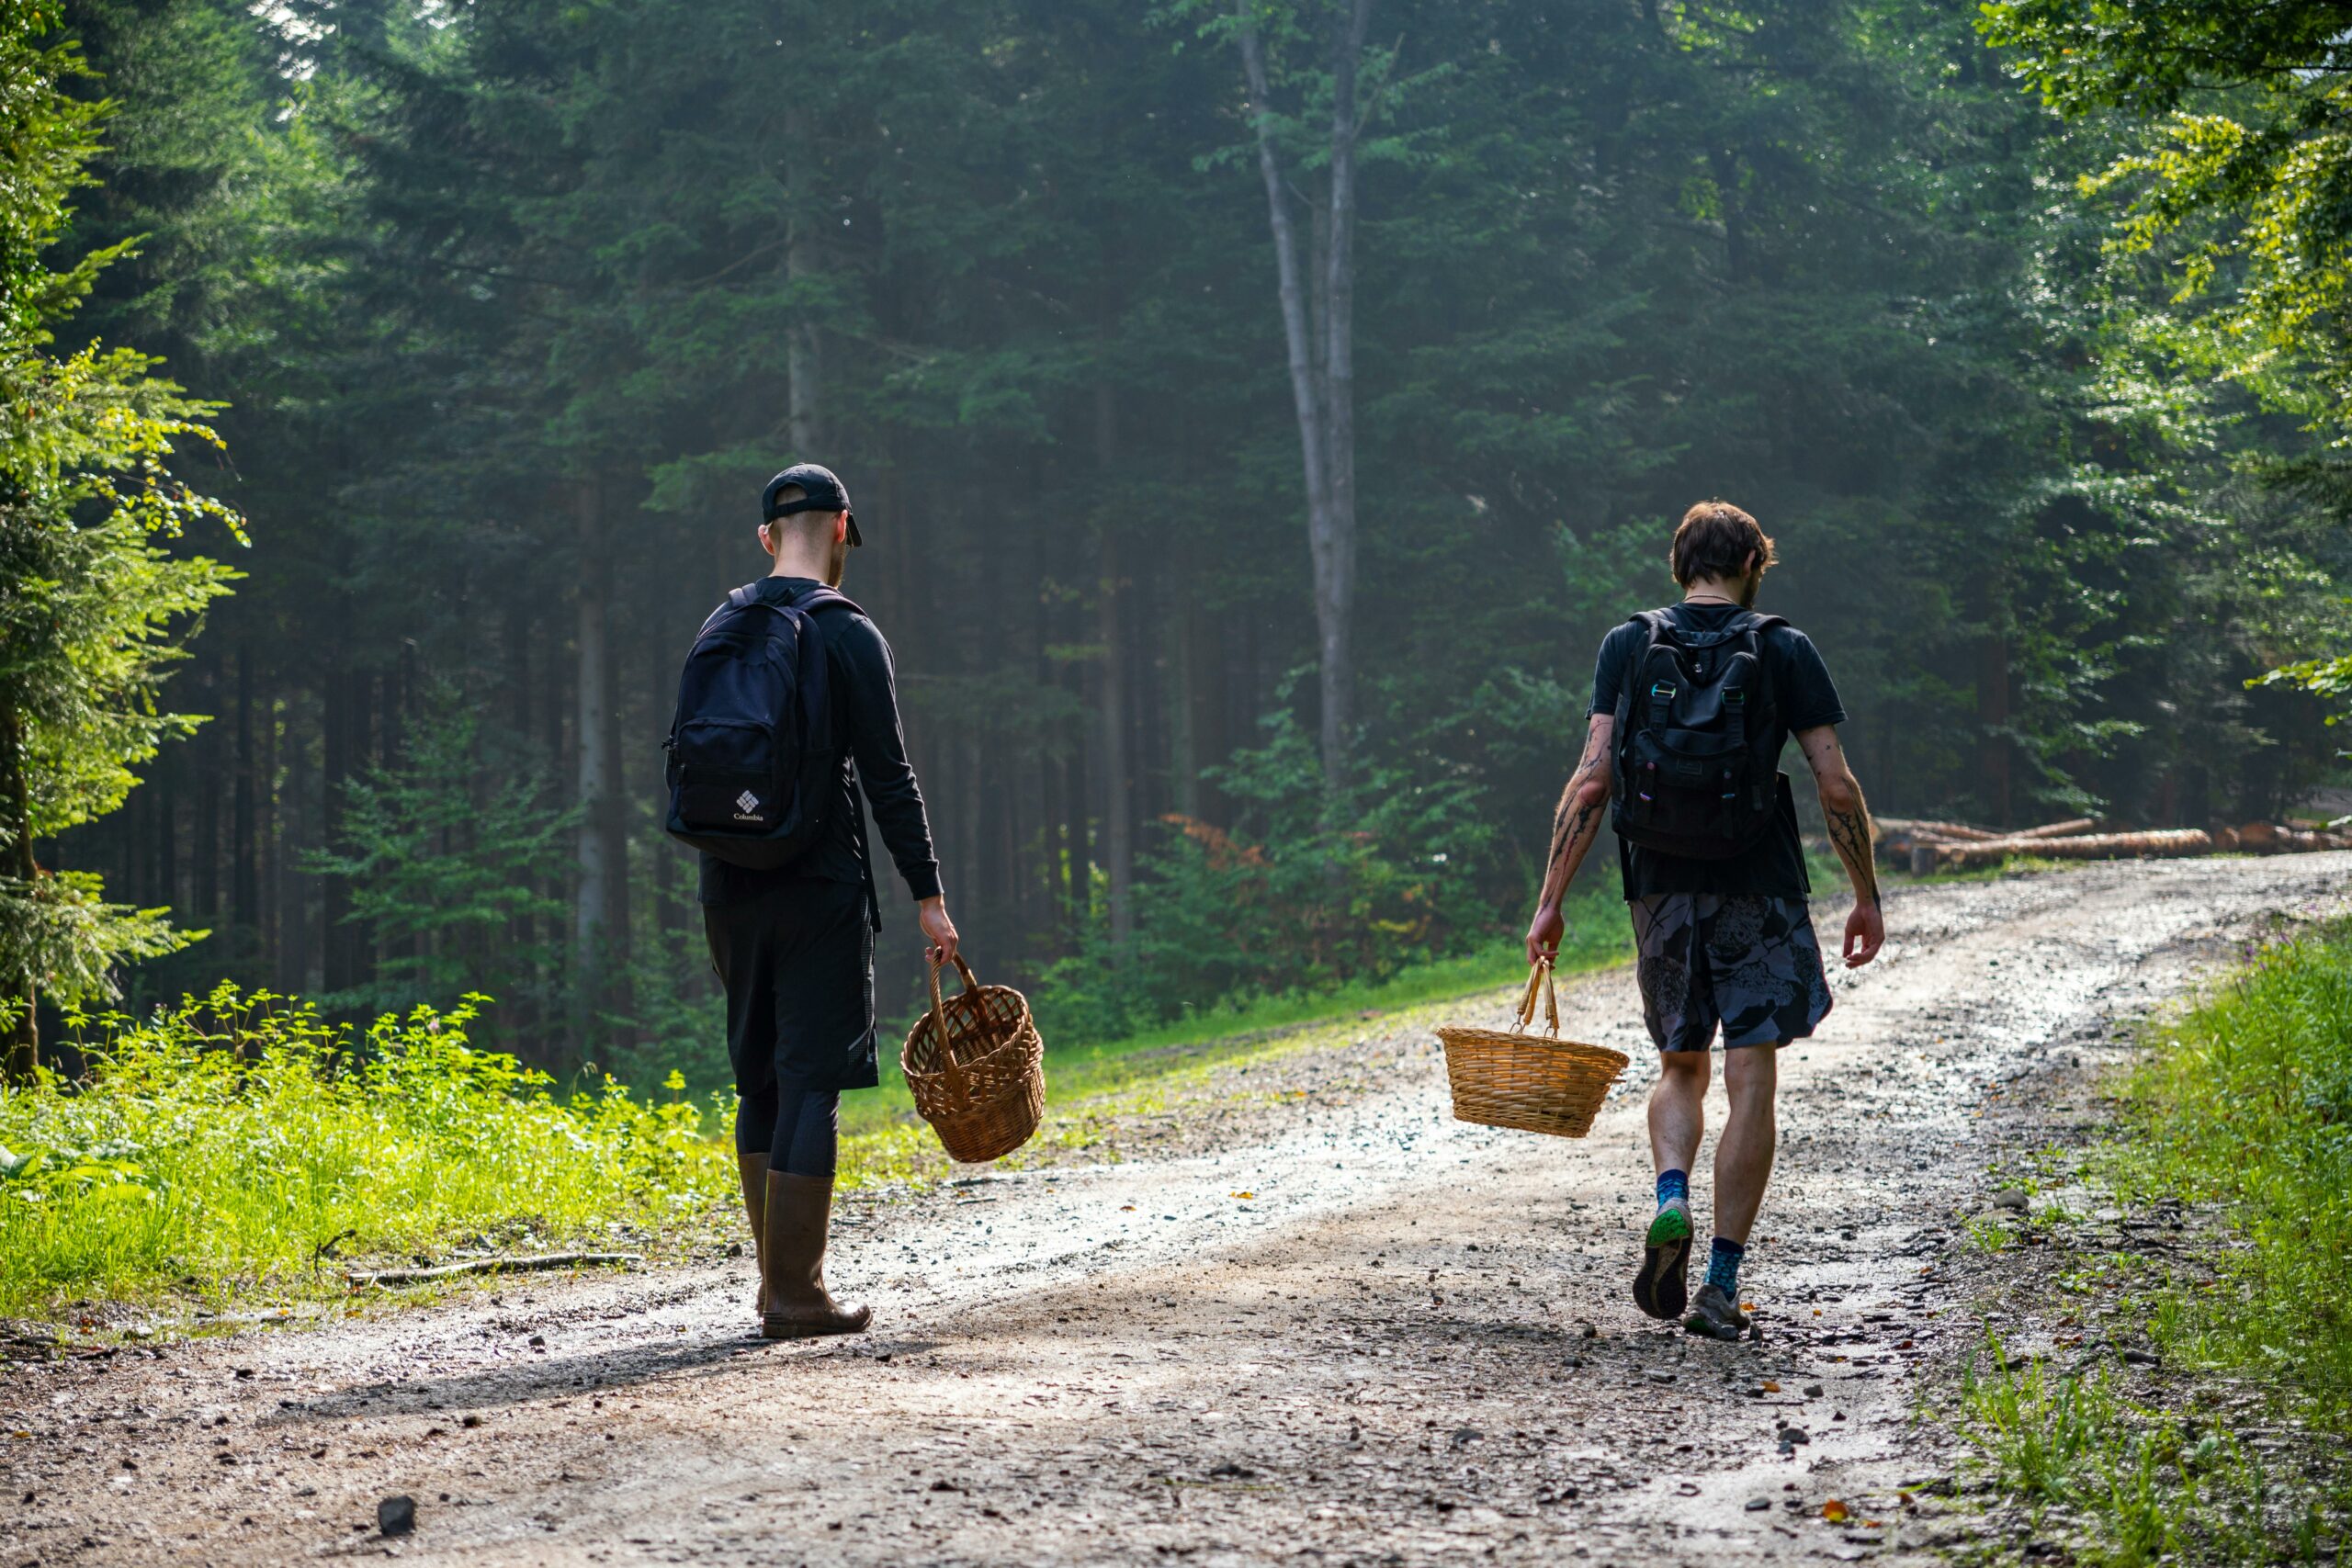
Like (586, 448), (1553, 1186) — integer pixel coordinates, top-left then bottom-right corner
(734, 1077), (841, 1179)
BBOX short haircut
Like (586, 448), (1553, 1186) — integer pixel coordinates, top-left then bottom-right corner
(764, 484), (829, 536)
(1669, 500), (1776, 587)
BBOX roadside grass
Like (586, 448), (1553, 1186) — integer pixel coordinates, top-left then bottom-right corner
(1951, 917), (2352, 1563)
(0, 986), (733, 1323)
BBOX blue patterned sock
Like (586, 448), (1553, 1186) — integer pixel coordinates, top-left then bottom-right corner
(1705, 1235), (1746, 1295)
(1656, 1168), (1690, 1210)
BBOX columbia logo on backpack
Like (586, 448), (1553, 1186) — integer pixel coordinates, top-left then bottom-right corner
(663, 581), (854, 867)
(1609, 607), (1788, 860)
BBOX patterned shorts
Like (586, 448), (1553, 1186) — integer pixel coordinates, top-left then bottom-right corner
(1629, 894), (1832, 1053)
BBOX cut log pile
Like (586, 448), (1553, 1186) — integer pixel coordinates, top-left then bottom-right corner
(1874, 817), (2352, 874)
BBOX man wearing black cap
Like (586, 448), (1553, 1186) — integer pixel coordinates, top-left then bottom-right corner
(701, 463), (957, 1337)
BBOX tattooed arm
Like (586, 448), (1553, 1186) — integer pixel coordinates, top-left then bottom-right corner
(1524, 715), (1616, 964)
(1796, 724), (1885, 967)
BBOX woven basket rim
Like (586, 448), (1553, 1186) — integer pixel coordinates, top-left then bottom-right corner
(1434, 1025), (1629, 1064)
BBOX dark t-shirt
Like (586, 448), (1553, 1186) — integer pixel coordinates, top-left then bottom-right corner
(695, 578), (944, 915)
(1588, 602), (1846, 899)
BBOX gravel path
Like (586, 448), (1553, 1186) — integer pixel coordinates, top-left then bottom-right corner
(6, 855), (2346, 1567)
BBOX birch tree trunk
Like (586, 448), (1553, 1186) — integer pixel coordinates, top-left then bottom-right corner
(1238, 0), (1371, 796)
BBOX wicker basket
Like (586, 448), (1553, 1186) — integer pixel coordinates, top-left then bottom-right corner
(899, 955), (1046, 1164)
(1436, 960), (1629, 1138)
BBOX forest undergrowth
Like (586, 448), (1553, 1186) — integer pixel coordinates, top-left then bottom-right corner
(1951, 917), (2352, 1565)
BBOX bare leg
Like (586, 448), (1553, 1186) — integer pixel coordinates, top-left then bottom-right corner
(1713, 1044), (1780, 1245)
(1648, 1051), (1710, 1179)
(736, 1151), (768, 1313)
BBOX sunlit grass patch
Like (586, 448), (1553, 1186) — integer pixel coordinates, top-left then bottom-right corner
(1949, 918), (2352, 1563)
(0, 985), (732, 1321)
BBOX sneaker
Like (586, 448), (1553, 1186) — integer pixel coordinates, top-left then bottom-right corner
(1683, 1281), (1751, 1341)
(1633, 1198), (1692, 1320)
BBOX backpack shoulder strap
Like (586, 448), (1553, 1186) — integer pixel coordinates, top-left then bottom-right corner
(786, 585), (866, 619)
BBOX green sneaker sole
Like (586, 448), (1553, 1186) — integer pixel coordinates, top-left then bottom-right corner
(1634, 1204), (1692, 1320)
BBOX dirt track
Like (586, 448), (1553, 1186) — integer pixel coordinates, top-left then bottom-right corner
(5, 855), (2346, 1568)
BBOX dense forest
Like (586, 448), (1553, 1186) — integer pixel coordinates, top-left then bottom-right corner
(7, 0), (2347, 1087)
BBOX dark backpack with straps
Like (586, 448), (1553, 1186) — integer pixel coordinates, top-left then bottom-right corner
(1609, 607), (1787, 860)
(662, 581), (854, 869)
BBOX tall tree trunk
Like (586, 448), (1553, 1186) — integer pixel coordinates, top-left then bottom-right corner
(2, 694), (39, 1080)
(1238, 0), (1370, 796)
(195, 662), (221, 923)
(786, 102), (821, 459)
(232, 644), (258, 944)
(574, 486), (616, 1046)
(1976, 633), (2011, 828)
(1317, 0), (1369, 786)
(1095, 378), (1135, 950)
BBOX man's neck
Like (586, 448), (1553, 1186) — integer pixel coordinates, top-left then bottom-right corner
(1681, 576), (1754, 609)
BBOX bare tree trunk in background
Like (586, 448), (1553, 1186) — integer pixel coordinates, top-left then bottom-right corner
(196, 662), (221, 924)
(2, 695), (40, 1080)
(786, 102), (821, 459)
(1237, 0), (1371, 797)
(1976, 633), (2011, 829)
(232, 645), (258, 943)
(574, 484), (615, 1054)
(1319, 0), (1367, 784)
(1095, 374), (1136, 951)
(322, 665), (367, 997)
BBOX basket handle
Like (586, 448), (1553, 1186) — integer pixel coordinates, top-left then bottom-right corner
(926, 956), (971, 1100)
(1513, 959), (1562, 1038)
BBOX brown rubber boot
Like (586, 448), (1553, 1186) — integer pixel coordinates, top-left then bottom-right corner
(737, 1151), (769, 1318)
(759, 1171), (872, 1339)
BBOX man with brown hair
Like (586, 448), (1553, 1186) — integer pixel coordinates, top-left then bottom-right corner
(1523, 500), (1883, 1340)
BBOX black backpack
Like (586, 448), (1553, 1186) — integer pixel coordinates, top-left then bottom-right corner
(662, 581), (854, 869)
(1609, 607), (1787, 860)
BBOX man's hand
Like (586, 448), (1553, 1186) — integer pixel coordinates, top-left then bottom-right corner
(1842, 900), (1883, 968)
(1524, 901), (1565, 966)
(918, 897), (960, 966)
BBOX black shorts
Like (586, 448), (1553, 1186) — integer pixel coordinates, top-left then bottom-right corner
(702, 877), (878, 1095)
(1629, 893), (1832, 1053)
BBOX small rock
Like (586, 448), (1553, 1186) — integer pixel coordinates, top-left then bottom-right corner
(1207, 1461), (1256, 1479)
(1991, 1190), (2029, 1213)
(526, 1333), (546, 1348)
(2120, 1348), (2161, 1367)
(460, 1414), (482, 1428)
(1576, 1321), (1598, 1339)
(1804, 1383), (1825, 1397)
(1745, 1495), (1772, 1511)
(1645, 1368), (1676, 1384)
(1778, 1427), (1810, 1445)
(377, 1495), (416, 1537)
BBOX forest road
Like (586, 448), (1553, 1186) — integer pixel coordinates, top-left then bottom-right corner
(6, 854), (2348, 1568)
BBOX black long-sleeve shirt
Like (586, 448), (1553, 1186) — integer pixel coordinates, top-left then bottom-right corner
(695, 576), (943, 918)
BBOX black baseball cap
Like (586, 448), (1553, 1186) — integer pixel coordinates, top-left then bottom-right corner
(762, 463), (862, 547)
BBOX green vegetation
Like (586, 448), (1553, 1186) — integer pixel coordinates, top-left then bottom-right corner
(0, 3), (246, 1076)
(1952, 919), (2352, 1562)
(2112, 919), (2352, 1413)
(0, 986), (729, 1321)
